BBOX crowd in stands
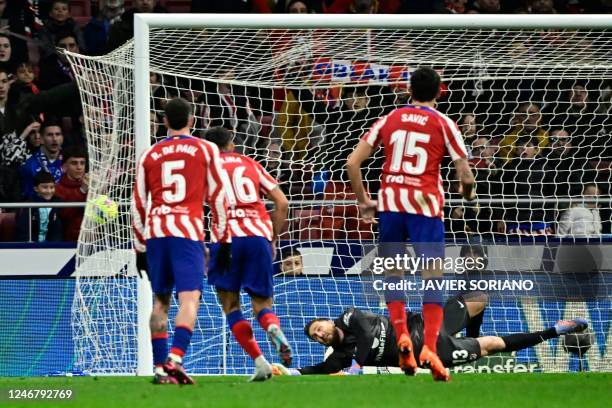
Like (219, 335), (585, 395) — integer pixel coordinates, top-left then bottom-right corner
(0, 0), (610, 243)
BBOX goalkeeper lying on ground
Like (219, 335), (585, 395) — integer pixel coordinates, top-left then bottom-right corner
(274, 293), (587, 375)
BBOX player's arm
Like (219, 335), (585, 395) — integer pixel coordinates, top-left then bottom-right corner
(266, 187), (288, 239)
(454, 158), (476, 201)
(346, 141), (377, 223)
(131, 151), (148, 254)
(296, 351), (352, 375)
(442, 118), (475, 201)
(131, 150), (149, 277)
(347, 115), (388, 223)
(204, 141), (234, 243)
(255, 161), (288, 241)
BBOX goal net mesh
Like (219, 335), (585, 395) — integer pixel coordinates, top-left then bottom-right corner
(67, 27), (611, 375)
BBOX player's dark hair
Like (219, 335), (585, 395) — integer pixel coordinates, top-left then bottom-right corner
(164, 97), (193, 130)
(410, 67), (441, 103)
(304, 318), (328, 339)
(62, 145), (87, 163)
(204, 126), (233, 149)
(34, 171), (55, 186)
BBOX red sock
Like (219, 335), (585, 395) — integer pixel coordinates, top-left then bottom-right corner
(387, 301), (409, 341)
(422, 303), (444, 353)
(257, 308), (280, 331)
(231, 320), (262, 360)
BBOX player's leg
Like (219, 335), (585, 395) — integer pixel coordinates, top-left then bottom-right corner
(442, 292), (488, 337)
(218, 289), (272, 382)
(209, 237), (272, 381)
(478, 318), (588, 357)
(243, 236), (292, 367)
(378, 212), (417, 375)
(252, 294), (292, 367)
(163, 238), (206, 385)
(145, 238), (179, 384)
(463, 291), (488, 338)
(407, 214), (448, 381)
(150, 294), (178, 384)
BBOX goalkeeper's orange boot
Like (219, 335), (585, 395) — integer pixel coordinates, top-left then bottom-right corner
(419, 345), (450, 382)
(397, 333), (418, 376)
(163, 359), (196, 385)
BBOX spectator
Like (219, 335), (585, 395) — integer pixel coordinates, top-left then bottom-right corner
(460, 113), (479, 139)
(469, 136), (498, 171)
(84, 0), (125, 56)
(38, 33), (78, 90)
(543, 128), (593, 197)
(264, 139), (291, 189)
(327, 0), (401, 13)
(286, 0), (310, 13)
(107, 0), (165, 51)
(0, 33), (17, 74)
(471, 0), (500, 13)
(24, 119), (41, 154)
(544, 83), (598, 147)
(0, 68), (8, 133)
(280, 248), (304, 276)
(195, 79), (262, 153)
(19, 120), (63, 198)
(0, 119), (40, 168)
(498, 102), (548, 161)
(527, 0), (557, 13)
(0, 164), (21, 203)
(37, 0), (86, 58)
(557, 183), (602, 237)
(191, 0), (271, 13)
(311, 86), (382, 186)
(54, 145), (87, 241)
(445, 0), (468, 13)
(15, 62), (40, 94)
(499, 136), (552, 236)
(1, 1), (42, 63)
(16, 170), (63, 242)
(275, 89), (314, 160)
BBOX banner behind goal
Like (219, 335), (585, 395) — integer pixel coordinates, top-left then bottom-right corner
(66, 14), (612, 375)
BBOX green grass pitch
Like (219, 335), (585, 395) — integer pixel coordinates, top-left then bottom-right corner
(1, 373), (610, 408)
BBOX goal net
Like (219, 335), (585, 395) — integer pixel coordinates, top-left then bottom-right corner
(67, 15), (612, 375)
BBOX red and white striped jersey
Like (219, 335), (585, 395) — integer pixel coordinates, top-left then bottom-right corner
(362, 105), (468, 218)
(131, 135), (233, 252)
(220, 152), (278, 241)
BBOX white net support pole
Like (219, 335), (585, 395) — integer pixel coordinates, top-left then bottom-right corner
(134, 15), (153, 376)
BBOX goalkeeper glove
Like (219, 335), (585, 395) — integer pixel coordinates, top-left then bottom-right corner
(272, 363), (301, 376)
(347, 359), (362, 375)
(216, 243), (232, 272)
(135, 252), (148, 279)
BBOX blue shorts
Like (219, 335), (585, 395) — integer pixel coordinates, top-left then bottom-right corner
(146, 237), (205, 295)
(207, 236), (274, 298)
(378, 211), (445, 259)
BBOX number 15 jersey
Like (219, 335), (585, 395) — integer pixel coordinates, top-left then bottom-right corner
(361, 105), (468, 218)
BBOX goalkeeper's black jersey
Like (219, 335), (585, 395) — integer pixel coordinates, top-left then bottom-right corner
(299, 308), (426, 375)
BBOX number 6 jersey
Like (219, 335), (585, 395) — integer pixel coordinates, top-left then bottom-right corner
(361, 104), (468, 218)
(218, 151), (279, 241)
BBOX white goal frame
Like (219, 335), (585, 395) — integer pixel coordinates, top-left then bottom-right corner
(132, 13), (612, 376)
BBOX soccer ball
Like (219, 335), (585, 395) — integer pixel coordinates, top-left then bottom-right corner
(86, 195), (119, 225)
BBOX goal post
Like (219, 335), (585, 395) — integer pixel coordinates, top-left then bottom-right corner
(67, 13), (612, 376)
